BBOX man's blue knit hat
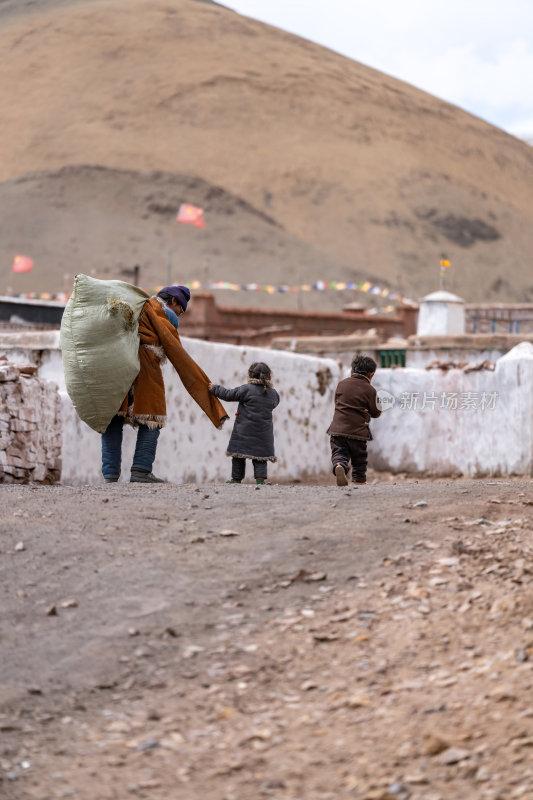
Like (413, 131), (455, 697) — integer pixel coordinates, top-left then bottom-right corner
(159, 285), (191, 311)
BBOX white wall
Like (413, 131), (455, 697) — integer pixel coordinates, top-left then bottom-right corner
(406, 348), (504, 369)
(10, 337), (341, 484)
(371, 342), (533, 476)
(2, 336), (532, 480)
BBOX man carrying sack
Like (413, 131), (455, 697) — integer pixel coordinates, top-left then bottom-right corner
(61, 275), (228, 483)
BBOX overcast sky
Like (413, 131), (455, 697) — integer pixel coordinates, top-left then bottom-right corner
(225, 0), (533, 139)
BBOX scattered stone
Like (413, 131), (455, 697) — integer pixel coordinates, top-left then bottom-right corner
(346, 693), (371, 708)
(475, 766), (491, 782)
(14, 541), (25, 551)
(425, 733), (451, 755)
(388, 781), (410, 797)
(490, 596), (516, 615)
(183, 645), (204, 658)
(439, 747), (471, 764)
(60, 598), (78, 608)
(437, 557), (460, 567)
(313, 632), (339, 643)
(260, 779), (287, 791)
(290, 569), (327, 583)
(46, 604), (57, 616)
(132, 739), (159, 752)
(403, 774), (429, 785)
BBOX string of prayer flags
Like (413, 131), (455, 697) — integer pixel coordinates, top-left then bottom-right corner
(178, 280), (415, 305)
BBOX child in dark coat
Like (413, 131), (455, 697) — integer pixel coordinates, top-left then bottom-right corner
(209, 362), (280, 484)
(327, 354), (381, 486)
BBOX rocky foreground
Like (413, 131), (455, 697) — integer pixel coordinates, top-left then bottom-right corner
(1, 480), (533, 799)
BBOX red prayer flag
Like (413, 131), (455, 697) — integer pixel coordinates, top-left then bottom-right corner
(12, 255), (34, 273)
(176, 203), (206, 228)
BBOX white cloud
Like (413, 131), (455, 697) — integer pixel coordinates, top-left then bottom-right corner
(225, 0), (533, 134)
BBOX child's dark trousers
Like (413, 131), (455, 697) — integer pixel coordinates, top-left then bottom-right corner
(330, 435), (368, 483)
(232, 457), (268, 482)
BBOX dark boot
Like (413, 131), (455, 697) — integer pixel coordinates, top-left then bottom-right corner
(130, 468), (166, 484)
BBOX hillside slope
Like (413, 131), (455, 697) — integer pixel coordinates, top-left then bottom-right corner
(1, 0), (532, 304)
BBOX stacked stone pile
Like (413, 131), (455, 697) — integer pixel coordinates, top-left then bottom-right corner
(0, 356), (61, 483)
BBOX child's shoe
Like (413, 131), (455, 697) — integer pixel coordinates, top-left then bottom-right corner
(334, 464), (348, 486)
(256, 478), (265, 485)
(226, 478), (242, 484)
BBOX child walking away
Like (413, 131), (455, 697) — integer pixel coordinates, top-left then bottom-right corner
(327, 354), (381, 486)
(209, 362), (280, 484)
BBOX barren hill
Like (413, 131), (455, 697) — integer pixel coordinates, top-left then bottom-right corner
(1, 0), (533, 306)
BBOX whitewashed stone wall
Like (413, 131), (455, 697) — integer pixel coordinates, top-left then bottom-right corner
(0, 357), (61, 483)
(371, 342), (533, 476)
(407, 347), (505, 369)
(2, 334), (532, 481)
(160, 341), (339, 484)
(0, 334), (341, 484)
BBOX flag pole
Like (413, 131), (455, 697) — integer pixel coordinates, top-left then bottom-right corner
(439, 258), (450, 290)
(174, 203), (207, 288)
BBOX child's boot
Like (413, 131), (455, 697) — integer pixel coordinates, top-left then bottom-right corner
(226, 478), (241, 484)
(334, 463), (348, 486)
(256, 478), (265, 485)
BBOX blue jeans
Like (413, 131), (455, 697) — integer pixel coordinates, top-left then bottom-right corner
(101, 416), (160, 480)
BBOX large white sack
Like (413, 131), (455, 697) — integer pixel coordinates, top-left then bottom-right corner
(60, 274), (149, 433)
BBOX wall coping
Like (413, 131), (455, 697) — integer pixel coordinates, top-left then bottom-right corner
(0, 331), (61, 349)
(408, 333), (533, 350)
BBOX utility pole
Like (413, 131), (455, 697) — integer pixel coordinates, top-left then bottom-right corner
(121, 265), (141, 286)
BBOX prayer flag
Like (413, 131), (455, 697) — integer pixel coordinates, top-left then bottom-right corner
(12, 255), (34, 273)
(440, 259), (451, 268)
(176, 203), (206, 228)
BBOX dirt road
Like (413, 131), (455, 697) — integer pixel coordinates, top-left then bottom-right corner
(1, 478), (533, 799)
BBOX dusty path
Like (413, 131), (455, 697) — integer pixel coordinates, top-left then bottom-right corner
(1, 479), (533, 799)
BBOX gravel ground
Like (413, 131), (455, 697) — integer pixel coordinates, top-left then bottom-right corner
(1, 477), (533, 799)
